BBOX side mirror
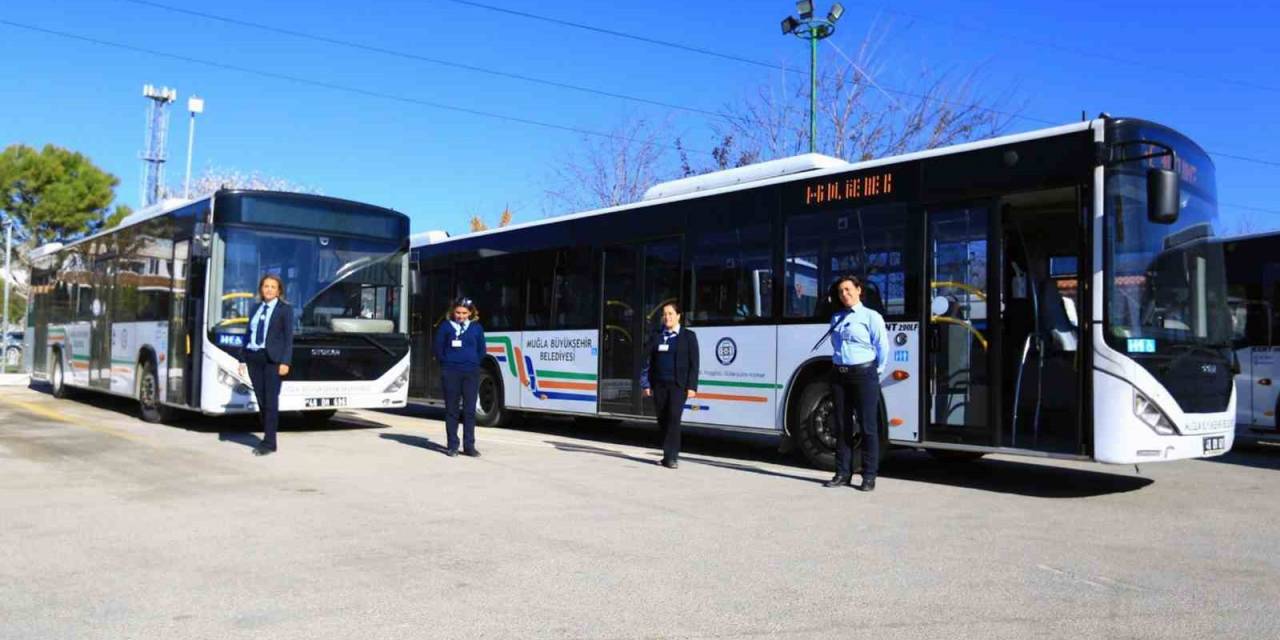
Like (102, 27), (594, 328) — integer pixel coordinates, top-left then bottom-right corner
(1147, 168), (1180, 224)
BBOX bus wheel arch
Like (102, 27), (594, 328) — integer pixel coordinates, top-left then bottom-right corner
(475, 358), (506, 428)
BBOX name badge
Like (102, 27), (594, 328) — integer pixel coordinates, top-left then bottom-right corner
(451, 339), (463, 348)
(658, 344), (670, 352)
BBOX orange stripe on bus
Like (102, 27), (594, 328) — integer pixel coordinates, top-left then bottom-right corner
(537, 380), (597, 391)
(486, 346), (505, 353)
(694, 392), (768, 403)
(514, 347), (528, 387)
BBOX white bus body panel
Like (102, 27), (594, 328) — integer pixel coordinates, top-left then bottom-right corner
(510, 329), (599, 415)
(681, 325), (779, 429)
(108, 321), (168, 396)
(1234, 345), (1279, 440)
(198, 337), (410, 414)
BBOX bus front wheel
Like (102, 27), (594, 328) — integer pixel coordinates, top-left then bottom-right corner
(138, 360), (173, 423)
(793, 379), (889, 472)
(475, 366), (504, 427)
(51, 356), (69, 399)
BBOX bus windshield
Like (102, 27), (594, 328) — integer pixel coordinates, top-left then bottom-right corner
(1104, 123), (1233, 412)
(213, 226), (406, 335)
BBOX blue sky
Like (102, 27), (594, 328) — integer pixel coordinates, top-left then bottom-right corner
(1, 0), (1277, 236)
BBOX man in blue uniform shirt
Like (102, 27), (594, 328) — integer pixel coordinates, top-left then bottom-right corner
(824, 275), (890, 491)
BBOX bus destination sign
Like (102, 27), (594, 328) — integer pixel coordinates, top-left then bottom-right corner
(803, 170), (896, 206)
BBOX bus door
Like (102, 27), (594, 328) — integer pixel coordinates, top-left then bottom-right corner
(925, 203), (999, 447)
(599, 238), (682, 416)
(89, 254), (113, 391)
(998, 188), (1086, 454)
(410, 267), (452, 401)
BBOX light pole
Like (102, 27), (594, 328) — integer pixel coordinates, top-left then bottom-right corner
(184, 95), (204, 199)
(2, 220), (11, 338)
(781, 1), (844, 154)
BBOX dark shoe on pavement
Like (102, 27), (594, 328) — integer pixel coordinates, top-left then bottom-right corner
(446, 448), (459, 457)
(854, 477), (876, 492)
(660, 459), (678, 469)
(252, 446), (275, 457)
(823, 475), (851, 488)
(463, 449), (481, 458)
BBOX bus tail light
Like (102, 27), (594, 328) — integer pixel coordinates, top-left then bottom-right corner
(891, 370), (910, 381)
(1133, 389), (1176, 435)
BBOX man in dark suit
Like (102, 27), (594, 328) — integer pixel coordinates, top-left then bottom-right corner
(238, 274), (294, 456)
(640, 302), (699, 469)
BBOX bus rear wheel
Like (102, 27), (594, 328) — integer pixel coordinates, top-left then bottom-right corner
(475, 366), (504, 427)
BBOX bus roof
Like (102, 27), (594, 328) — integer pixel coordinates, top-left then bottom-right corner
(412, 119), (1098, 250)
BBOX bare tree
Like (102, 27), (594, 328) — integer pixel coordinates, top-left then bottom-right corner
(545, 116), (670, 212)
(469, 206), (514, 232)
(719, 22), (1018, 162)
(181, 167), (321, 199)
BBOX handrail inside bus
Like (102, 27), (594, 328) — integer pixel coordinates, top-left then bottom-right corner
(931, 316), (989, 350)
(931, 280), (988, 301)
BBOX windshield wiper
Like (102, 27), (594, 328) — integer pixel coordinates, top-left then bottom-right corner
(353, 333), (395, 357)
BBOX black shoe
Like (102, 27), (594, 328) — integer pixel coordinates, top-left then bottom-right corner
(854, 477), (876, 492)
(823, 475), (851, 488)
(463, 449), (481, 458)
(252, 446), (275, 457)
(660, 459), (678, 469)
(446, 448), (459, 457)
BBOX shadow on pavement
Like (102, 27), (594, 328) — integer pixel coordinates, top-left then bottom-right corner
(547, 440), (659, 467)
(879, 451), (1154, 498)
(379, 433), (452, 456)
(25, 380), (392, 434)
(1196, 443), (1280, 470)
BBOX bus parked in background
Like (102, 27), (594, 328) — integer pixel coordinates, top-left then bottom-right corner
(409, 116), (1235, 469)
(1221, 231), (1280, 447)
(24, 190), (411, 422)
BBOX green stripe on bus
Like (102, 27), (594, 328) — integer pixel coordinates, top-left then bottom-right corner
(485, 336), (518, 377)
(70, 355), (90, 361)
(535, 370), (597, 381)
(700, 380), (783, 389)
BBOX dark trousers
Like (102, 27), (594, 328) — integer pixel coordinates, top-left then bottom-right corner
(652, 381), (688, 462)
(442, 368), (479, 452)
(831, 366), (881, 479)
(245, 349), (281, 450)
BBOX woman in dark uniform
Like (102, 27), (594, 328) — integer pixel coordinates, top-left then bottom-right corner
(823, 275), (890, 491)
(237, 274), (294, 457)
(433, 297), (486, 457)
(640, 302), (699, 469)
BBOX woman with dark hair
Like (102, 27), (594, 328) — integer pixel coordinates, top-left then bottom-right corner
(640, 301), (699, 469)
(237, 274), (294, 457)
(823, 275), (890, 491)
(433, 297), (486, 457)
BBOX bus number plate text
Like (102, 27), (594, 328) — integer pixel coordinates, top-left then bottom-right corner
(1202, 435), (1225, 454)
(305, 397), (348, 409)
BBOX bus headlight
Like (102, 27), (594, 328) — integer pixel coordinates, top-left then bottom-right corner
(1133, 389), (1177, 435)
(217, 366), (252, 396)
(383, 369), (409, 394)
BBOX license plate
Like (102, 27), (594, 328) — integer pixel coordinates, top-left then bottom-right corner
(305, 397), (348, 409)
(1202, 435), (1225, 454)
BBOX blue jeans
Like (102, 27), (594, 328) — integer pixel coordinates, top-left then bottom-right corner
(442, 368), (479, 451)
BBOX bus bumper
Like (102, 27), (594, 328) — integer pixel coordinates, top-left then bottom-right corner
(1094, 371), (1236, 464)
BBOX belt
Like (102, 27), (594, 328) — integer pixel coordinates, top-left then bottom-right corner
(835, 362), (875, 374)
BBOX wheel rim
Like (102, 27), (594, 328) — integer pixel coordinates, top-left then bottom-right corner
(140, 370), (157, 410)
(477, 375), (498, 418)
(812, 395), (838, 450)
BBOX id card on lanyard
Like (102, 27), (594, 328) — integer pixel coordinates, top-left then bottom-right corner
(658, 332), (673, 352)
(451, 322), (467, 348)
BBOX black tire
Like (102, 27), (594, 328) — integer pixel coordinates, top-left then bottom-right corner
(791, 377), (889, 471)
(138, 359), (172, 423)
(50, 355), (69, 399)
(475, 365), (504, 427)
(927, 449), (986, 463)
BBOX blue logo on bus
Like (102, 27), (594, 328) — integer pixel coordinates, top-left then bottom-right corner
(894, 350), (910, 362)
(716, 338), (737, 366)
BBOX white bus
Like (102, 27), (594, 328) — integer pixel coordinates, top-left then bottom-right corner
(24, 190), (412, 422)
(1221, 232), (1280, 447)
(409, 117), (1235, 469)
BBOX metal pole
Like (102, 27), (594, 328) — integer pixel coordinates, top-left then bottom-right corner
(809, 29), (818, 154)
(184, 110), (196, 199)
(2, 222), (11, 337)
